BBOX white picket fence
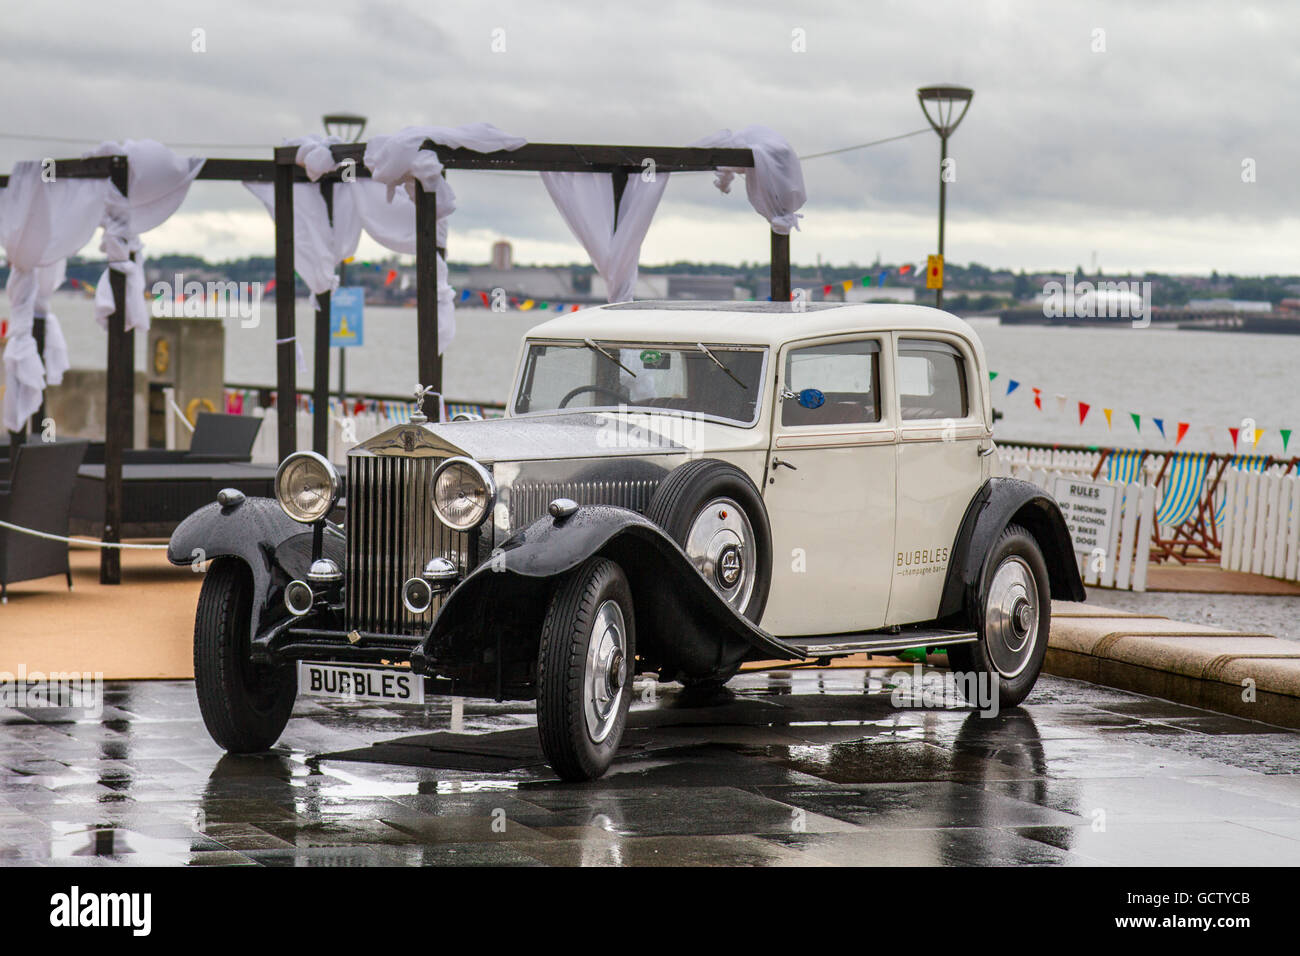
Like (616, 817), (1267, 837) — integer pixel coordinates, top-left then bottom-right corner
(1000, 459), (1154, 592)
(1219, 469), (1300, 581)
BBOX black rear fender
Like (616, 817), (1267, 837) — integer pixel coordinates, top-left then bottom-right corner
(938, 477), (1086, 623)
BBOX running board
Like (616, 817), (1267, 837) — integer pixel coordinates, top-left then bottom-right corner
(784, 629), (978, 659)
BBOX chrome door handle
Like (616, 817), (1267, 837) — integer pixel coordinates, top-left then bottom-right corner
(978, 443), (997, 457)
(772, 457), (798, 471)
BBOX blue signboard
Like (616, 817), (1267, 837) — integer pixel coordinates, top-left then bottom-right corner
(330, 286), (364, 348)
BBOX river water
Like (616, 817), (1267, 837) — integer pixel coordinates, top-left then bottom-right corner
(34, 293), (1300, 456)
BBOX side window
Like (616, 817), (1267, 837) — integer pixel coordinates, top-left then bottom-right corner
(898, 338), (969, 420)
(781, 340), (880, 426)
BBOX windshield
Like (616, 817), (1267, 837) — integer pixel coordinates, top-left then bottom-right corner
(513, 341), (768, 424)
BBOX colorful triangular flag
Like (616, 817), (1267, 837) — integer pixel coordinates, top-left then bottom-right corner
(1175, 422), (1189, 445)
(1282, 428), (1292, 452)
(1006, 379), (1020, 395)
(1153, 418), (1165, 438)
(1103, 408), (1113, 429)
(1032, 387), (1042, 410)
(1130, 413), (1141, 432)
(1078, 401), (1090, 425)
(1229, 426), (1240, 450)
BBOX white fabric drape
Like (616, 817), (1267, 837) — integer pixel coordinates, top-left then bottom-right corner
(34, 259), (70, 388)
(692, 126), (806, 234)
(360, 124), (526, 354)
(0, 162), (108, 432)
(244, 181), (362, 305)
(86, 140), (205, 334)
(540, 171), (670, 303)
(363, 123), (526, 203)
(242, 125), (525, 359)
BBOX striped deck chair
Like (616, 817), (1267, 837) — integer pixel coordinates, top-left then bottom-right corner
(1105, 449), (1145, 484)
(1155, 452), (1208, 528)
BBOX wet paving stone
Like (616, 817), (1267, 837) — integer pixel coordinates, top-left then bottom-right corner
(757, 780), (1084, 830)
(739, 739), (1036, 785)
(759, 827), (1089, 866)
(974, 774), (1300, 825)
(0, 670), (1297, 865)
(1015, 820), (1300, 866)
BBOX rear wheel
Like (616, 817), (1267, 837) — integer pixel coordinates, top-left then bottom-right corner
(644, 459), (771, 689)
(536, 557), (636, 781)
(193, 558), (296, 752)
(946, 524), (1051, 708)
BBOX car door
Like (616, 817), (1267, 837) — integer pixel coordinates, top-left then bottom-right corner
(761, 335), (897, 636)
(886, 333), (991, 626)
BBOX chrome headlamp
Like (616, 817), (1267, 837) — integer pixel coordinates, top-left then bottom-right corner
(431, 457), (495, 531)
(275, 451), (341, 524)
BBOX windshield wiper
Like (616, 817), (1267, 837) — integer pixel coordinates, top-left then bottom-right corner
(583, 338), (637, 378)
(696, 342), (747, 389)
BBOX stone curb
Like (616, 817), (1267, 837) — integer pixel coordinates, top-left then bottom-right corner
(1046, 601), (1300, 729)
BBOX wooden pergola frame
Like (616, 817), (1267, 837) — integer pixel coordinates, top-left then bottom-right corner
(2, 137), (788, 585)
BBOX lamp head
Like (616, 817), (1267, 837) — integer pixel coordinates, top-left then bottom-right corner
(916, 86), (974, 137)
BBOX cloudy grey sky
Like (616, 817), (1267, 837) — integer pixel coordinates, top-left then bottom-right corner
(2, 0), (1296, 273)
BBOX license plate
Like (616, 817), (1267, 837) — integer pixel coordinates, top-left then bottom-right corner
(297, 661), (426, 705)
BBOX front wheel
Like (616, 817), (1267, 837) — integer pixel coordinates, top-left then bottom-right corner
(946, 524), (1051, 709)
(536, 557), (636, 781)
(193, 558), (296, 752)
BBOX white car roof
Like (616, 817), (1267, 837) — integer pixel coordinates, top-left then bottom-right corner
(523, 300), (981, 348)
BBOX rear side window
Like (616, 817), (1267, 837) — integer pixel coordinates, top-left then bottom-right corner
(897, 338), (969, 420)
(781, 340), (881, 426)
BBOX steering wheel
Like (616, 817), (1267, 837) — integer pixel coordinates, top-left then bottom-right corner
(558, 384), (629, 408)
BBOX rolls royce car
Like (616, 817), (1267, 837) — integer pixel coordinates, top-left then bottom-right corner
(169, 301), (1084, 780)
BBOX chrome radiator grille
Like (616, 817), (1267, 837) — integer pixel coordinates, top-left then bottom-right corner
(346, 455), (471, 635)
(507, 478), (659, 532)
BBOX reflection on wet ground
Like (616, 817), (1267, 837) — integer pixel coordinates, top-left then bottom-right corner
(2, 669), (1298, 866)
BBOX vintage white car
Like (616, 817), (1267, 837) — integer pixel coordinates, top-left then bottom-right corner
(170, 301), (1084, 780)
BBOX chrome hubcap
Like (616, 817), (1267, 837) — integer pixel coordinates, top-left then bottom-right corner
(684, 497), (756, 614)
(984, 555), (1039, 679)
(584, 599), (627, 744)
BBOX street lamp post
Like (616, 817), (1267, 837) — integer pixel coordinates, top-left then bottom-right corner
(916, 85), (973, 309)
(322, 113), (367, 412)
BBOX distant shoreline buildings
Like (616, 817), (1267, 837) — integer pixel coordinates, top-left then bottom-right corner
(2, 237), (1297, 317)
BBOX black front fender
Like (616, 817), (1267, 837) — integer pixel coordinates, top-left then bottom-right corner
(938, 477), (1087, 621)
(167, 496), (342, 639)
(411, 505), (800, 683)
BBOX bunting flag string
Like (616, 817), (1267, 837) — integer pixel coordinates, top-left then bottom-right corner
(990, 368), (1297, 456)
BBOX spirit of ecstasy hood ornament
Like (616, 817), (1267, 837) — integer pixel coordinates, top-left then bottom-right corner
(410, 384), (438, 424)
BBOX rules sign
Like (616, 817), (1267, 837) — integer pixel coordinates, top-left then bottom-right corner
(1051, 476), (1118, 555)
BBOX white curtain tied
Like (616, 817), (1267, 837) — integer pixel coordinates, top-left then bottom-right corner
(693, 126), (807, 234)
(87, 140), (205, 334)
(0, 163), (108, 432)
(243, 126), (525, 359)
(540, 172), (670, 303)
(361, 124), (526, 354)
(244, 135), (363, 372)
(33, 260), (71, 388)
